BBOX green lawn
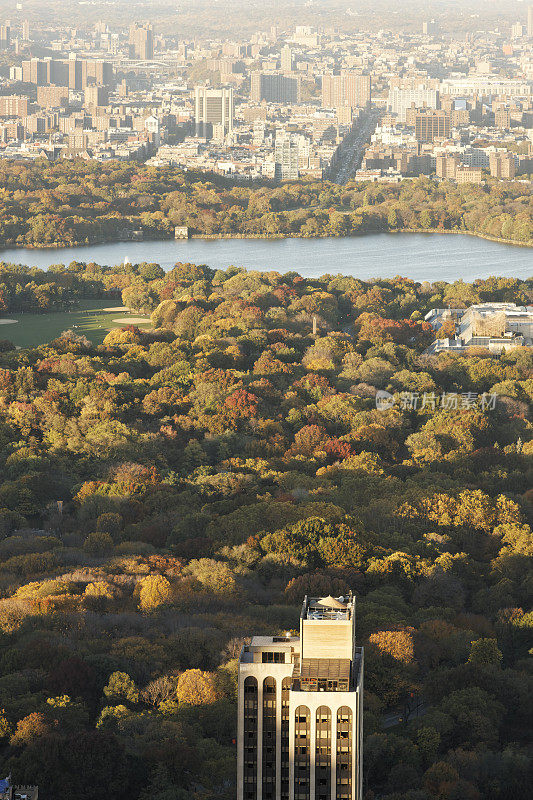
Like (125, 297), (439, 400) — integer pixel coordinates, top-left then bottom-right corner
(0, 300), (152, 349)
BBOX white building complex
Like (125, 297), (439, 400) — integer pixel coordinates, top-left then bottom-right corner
(237, 594), (363, 800)
(425, 302), (533, 353)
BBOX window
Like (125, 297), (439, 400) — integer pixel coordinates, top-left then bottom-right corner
(262, 651), (285, 663)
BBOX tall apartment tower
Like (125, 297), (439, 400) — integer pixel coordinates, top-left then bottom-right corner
(251, 73), (300, 104)
(528, 6), (533, 37)
(237, 594), (364, 800)
(129, 23), (154, 60)
(322, 73), (371, 109)
(281, 45), (293, 73)
(0, 23), (10, 49)
(194, 86), (234, 137)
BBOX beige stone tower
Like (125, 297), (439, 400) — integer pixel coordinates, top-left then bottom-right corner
(237, 594), (363, 800)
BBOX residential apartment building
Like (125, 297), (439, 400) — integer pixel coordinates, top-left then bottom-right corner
(36, 86), (69, 109)
(436, 154), (461, 178)
(274, 131), (304, 179)
(129, 22), (154, 60)
(281, 45), (293, 72)
(251, 73), (300, 104)
(415, 110), (450, 142)
(455, 165), (483, 184)
(237, 594), (364, 800)
(0, 96), (29, 117)
(489, 153), (516, 178)
(322, 73), (371, 109)
(388, 88), (439, 122)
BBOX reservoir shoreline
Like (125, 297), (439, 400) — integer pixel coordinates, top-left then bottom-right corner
(2, 227), (532, 251)
(0, 232), (530, 283)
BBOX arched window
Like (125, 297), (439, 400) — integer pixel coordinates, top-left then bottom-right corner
(243, 677), (257, 800)
(294, 705), (310, 800)
(336, 706), (352, 800)
(316, 705), (331, 800)
(262, 677), (276, 800)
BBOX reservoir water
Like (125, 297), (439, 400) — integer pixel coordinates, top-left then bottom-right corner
(0, 233), (531, 282)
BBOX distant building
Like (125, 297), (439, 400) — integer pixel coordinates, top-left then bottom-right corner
(322, 72), (371, 109)
(436, 154), (460, 178)
(0, 23), (10, 49)
(388, 87), (439, 123)
(274, 131), (302, 179)
(489, 153), (516, 179)
(415, 109), (450, 142)
(194, 86), (234, 137)
(425, 303), (533, 354)
(129, 22), (154, 60)
(251, 73), (300, 103)
(37, 86), (69, 110)
(84, 85), (108, 111)
(529, 5), (533, 37)
(455, 165), (483, 184)
(237, 594), (363, 800)
(0, 96), (29, 117)
(281, 45), (293, 72)
(422, 20), (438, 35)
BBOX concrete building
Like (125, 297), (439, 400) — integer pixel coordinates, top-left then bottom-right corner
(194, 86), (234, 137)
(251, 73), (300, 104)
(439, 77), (532, 97)
(489, 153), (516, 178)
(436, 154), (460, 178)
(388, 88), (439, 123)
(84, 85), (108, 111)
(415, 110), (450, 142)
(455, 165), (483, 184)
(425, 303), (533, 353)
(237, 593), (363, 800)
(529, 6), (533, 38)
(129, 22), (154, 60)
(0, 96), (29, 117)
(281, 45), (293, 73)
(274, 131), (301, 179)
(37, 86), (69, 109)
(322, 73), (371, 109)
(0, 24), (10, 49)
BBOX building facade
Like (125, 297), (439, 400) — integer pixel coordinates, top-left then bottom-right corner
(237, 594), (363, 800)
(388, 87), (439, 122)
(251, 73), (300, 104)
(129, 23), (154, 60)
(415, 109), (450, 142)
(194, 86), (234, 137)
(322, 73), (371, 109)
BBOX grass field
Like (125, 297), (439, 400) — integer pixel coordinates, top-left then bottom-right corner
(0, 301), (152, 349)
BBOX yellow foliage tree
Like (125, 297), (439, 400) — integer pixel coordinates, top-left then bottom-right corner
(138, 574), (173, 612)
(176, 669), (219, 706)
(368, 628), (415, 663)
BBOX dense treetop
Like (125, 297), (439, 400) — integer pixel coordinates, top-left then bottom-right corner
(0, 264), (530, 799)
(0, 160), (530, 246)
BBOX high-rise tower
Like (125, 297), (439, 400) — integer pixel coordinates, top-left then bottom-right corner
(194, 86), (234, 137)
(129, 22), (154, 60)
(237, 594), (364, 800)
